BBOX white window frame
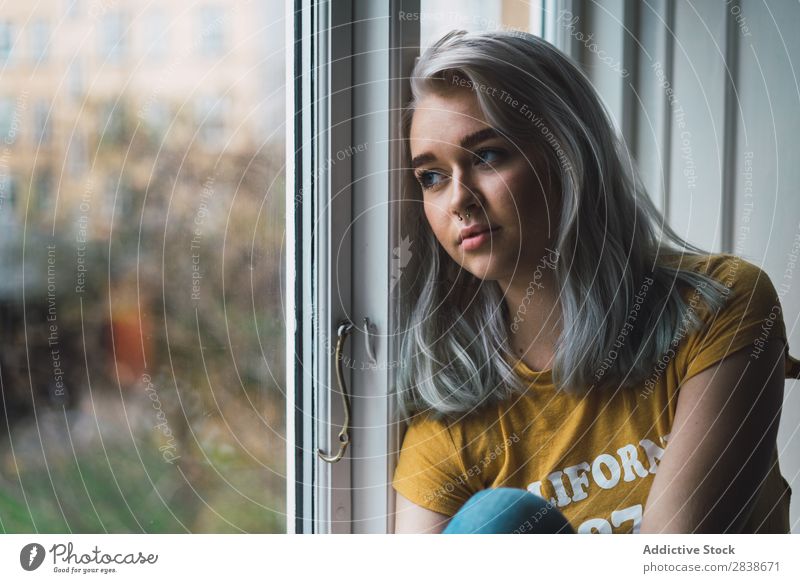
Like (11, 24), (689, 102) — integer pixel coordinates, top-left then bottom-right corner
(289, 0), (420, 534)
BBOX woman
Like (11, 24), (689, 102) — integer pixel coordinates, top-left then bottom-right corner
(391, 29), (800, 534)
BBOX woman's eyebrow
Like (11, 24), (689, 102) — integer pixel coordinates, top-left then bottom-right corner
(410, 127), (502, 169)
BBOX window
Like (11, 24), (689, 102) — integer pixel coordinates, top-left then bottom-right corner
(67, 60), (82, 100)
(32, 167), (53, 214)
(143, 9), (169, 61)
(0, 0), (289, 534)
(194, 94), (227, 146)
(67, 131), (87, 176)
(0, 21), (13, 64)
(100, 11), (127, 63)
(32, 99), (51, 145)
(141, 99), (170, 140)
(289, 0), (426, 534)
(197, 5), (226, 58)
(65, 0), (80, 19)
(99, 101), (126, 145)
(0, 173), (17, 218)
(30, 19), (49, 64)
(0, 96), (15, 143)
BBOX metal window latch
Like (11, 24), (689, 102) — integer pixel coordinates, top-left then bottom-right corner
(363, 317), (377, 365)
(318, 319), (355, 463)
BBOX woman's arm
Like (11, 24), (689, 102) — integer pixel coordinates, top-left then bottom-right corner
(640, 338), (786, 533)
(394, 491), (452, 533)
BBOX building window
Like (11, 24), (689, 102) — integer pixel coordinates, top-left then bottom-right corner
(99, 101), (126, 145)
(0, 97), (14, 143)
(68, 60), (83, 101)
(0, 0), (288, 536)
(195, 94), (226, 145)
(30, 19), (49, 64)
(197, 5), (225, 57)
(101, 174), (124, 222)
(67, 132), (87, 176)
(33, 168), (54, 214)
(0, 21), (13, 64)
(100, 11), (127, 62)
(66, 0), (80, 19)
(0, 173), (16, 218)
(33, 99), (51, 145)
(144, 9), (169, 61)
(142, 100), (170, 140)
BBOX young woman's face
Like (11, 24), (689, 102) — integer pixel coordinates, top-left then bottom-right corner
(409, 88), (557, 283)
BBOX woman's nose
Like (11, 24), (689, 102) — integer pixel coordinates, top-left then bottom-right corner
(447, 168), (481, 218)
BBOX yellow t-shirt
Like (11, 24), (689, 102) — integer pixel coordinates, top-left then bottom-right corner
(392, 253), (799, 533)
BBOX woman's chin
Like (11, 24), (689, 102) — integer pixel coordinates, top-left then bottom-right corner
(461, 259), (507, 282)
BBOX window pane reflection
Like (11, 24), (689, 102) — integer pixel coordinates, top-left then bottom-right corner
(0, 0), (287, 533)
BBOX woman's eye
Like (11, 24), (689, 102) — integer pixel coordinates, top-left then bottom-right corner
(474, 148), (504, 166)
(416, 170), (446, 190)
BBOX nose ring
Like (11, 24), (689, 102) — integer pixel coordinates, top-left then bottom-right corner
(457, 210), (471, 221)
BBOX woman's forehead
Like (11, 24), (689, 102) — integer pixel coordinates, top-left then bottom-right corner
(409, 92), (492, 151)
(410, 90), (485, 126)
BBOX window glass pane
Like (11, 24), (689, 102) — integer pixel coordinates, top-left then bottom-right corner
(100, 11), (128, 63)
(30, 19), (50, 64)
(0, 0), (287, 533)
(143, 8), (169, 61)
(197, 4), (226, 58)
(33, 99), (51, 144)
(0, 21), (14, 64)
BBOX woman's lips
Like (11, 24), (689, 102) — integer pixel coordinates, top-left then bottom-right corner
(460, 227), (500, 251)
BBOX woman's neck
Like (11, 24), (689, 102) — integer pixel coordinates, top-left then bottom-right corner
(499, 262), (563, 372)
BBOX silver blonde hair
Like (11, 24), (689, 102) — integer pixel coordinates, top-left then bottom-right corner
(395, 29), (729, 422)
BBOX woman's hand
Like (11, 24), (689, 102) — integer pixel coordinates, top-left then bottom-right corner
(640, 338), (786, 533)
(393, 492), (451, 533)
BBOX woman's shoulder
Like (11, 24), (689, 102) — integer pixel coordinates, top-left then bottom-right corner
(400, 404), (508, 468)
(660, 251), (755, 277)
(402, 404), (503, 440)
(661, 252), (777, 306)
(394, 407), (504, 512)
(667, 253), (791, 378)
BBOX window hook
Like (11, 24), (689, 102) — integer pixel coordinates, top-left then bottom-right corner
(318, 319), (354, 463)
(363, 317), (377, 365)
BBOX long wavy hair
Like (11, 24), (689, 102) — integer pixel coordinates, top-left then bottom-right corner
(395, 29), (729, 422)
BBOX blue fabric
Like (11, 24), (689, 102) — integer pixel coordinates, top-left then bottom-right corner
(443, 487), (575, 534)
